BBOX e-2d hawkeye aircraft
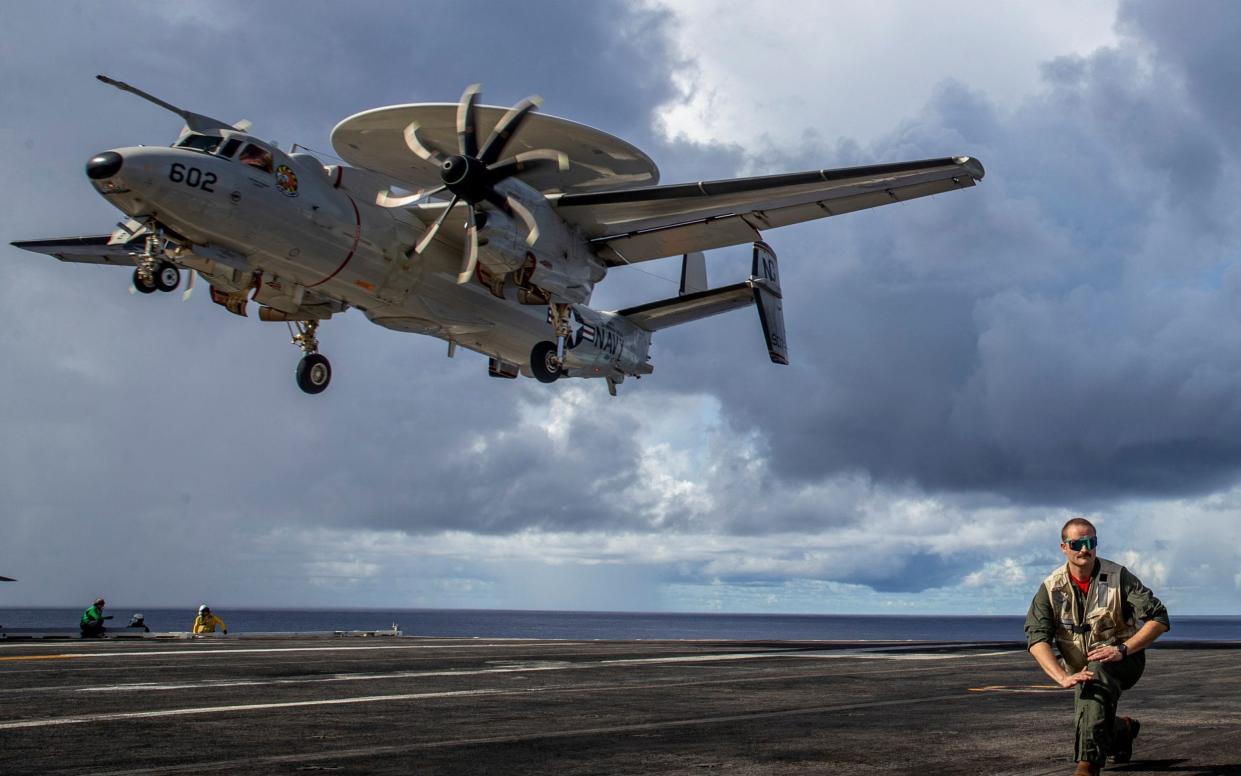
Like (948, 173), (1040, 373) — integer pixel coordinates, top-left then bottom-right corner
(13, 76), (984, 395)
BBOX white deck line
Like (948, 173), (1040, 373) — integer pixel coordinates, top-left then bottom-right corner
(0, 648), (1017, 697)
(0, 642), (556, 658)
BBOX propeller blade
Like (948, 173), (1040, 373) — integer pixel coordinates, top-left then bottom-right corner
(487, 149), (569, 183)
(415, 195), (461, 255)
(478, 95), (542, 166)
(403, 121), (450, 165)
(506, 196), (540, 247)
(457, 209), (480, 284)
(376, 184), (448, 208)
(456, 83), (482, 158)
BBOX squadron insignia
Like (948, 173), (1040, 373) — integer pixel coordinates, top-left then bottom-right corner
(275, 164), (299, 197)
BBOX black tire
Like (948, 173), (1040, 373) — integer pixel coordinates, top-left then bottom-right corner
(530, 341), (562, 383)
(132, 268), (157, 294)
(296, 353), (332, 394)
(154, 262), (180, 292)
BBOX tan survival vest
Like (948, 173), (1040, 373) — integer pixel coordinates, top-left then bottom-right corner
(1043, 557), (1139, 673)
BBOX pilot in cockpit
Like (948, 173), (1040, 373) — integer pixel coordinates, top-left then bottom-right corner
(238, 143), (273, 172)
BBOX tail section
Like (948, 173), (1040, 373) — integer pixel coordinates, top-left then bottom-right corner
(613, 242), (789, 365)
(751, 241), (787, 365)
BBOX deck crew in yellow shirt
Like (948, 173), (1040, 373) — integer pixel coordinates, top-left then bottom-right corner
(192, 604), (228, 635)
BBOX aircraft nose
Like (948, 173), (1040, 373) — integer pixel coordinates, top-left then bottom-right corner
(86, 151), (123, 180)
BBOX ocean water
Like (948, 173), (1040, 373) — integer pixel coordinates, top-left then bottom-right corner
(3, 608), (1240, 641)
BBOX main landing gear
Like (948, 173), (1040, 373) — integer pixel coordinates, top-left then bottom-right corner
(530, 341), (562, 383)
(530, 302), (572, 383)
(290, 319), (331, 394)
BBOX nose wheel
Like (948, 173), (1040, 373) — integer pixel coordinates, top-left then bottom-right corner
(154, 262), (180, 292)
(132, 262), (181, 294)
(289, 320), (331, 394)
(132, 268), (157, 294)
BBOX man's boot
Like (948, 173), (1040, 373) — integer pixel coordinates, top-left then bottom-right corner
(1112, 717), (1141, 763)
(1072, 761), (1099, 776)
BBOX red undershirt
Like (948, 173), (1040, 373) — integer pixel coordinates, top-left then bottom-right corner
(1069, 573), (1091, 596)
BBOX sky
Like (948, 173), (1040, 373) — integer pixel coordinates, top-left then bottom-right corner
(3, 0), (1241, 616)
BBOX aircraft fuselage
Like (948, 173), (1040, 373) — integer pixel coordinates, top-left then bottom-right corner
(91, 135), (650, 382)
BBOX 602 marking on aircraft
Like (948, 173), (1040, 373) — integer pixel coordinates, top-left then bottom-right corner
(13, 76), (984, 396)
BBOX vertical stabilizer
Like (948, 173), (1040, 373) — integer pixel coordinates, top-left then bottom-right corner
(679, 251), (707, 295)
(751, 241), (787, 365)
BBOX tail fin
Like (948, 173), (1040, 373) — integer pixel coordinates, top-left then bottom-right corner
(679, 251), (707, 295)
(751, 241), (787, 365)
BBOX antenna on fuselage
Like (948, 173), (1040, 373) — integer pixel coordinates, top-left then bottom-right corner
(96, 74), (241, 133)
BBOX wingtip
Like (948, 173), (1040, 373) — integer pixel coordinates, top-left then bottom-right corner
(954, 156), (985, 180)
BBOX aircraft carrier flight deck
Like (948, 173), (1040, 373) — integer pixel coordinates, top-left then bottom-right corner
(0, 635), (1237, 775)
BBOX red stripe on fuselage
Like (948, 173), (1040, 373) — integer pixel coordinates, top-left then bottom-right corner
(306, 194), (361, 289)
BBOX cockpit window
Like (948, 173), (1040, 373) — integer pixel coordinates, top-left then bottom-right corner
(218, 137), (242, 158)
(177, 134), (223, 154)
(238, 143), (273, 173)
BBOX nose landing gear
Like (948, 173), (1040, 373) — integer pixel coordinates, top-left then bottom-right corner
(129, 227), (182, 295)
(133, 261), (181, 293)
(290, 320), (331, 394)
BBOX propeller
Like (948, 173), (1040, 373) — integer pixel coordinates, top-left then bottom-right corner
(397, 84), (568, 283)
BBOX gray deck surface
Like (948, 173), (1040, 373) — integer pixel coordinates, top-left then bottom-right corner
(0, 636), (1237, 775)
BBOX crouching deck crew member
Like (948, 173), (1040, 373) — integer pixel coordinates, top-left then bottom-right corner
(1025, 517), (1170, 776)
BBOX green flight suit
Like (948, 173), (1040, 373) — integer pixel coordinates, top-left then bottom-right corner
(1025, 560), (1170, 765)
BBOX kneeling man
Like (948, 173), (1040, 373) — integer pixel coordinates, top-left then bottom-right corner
(1025, 517), (1170, 775)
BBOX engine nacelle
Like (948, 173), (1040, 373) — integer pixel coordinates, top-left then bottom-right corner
(559, 305), (652, 378)
(479, 179), (607, 306)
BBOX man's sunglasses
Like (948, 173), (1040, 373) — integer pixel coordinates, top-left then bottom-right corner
(1064, 536), (1098, 552)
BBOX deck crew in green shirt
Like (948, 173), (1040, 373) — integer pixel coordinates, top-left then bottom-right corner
(1025, 517), (1170, 776)
(80, 597), (108, 638)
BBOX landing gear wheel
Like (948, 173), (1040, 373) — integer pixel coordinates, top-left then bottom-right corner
(530, 341), (562, 383)
(132, 268), (157, 294)
(296, 353), (332, 394)
(154, 262), (180, 292)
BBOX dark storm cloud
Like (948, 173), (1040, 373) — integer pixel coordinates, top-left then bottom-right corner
(1117, 0), (1241, 147)
(646, 4), (1241, 513)
(8, 0), (1241, 607)
(0, 0), (689, 601)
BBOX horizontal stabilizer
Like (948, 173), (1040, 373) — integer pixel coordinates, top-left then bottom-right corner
(10, 235), (137, 267)
(618, 282), (752, 332)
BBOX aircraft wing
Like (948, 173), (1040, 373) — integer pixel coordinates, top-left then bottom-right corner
(553, 156), (984, 266)
(10, 236), (137, 267)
